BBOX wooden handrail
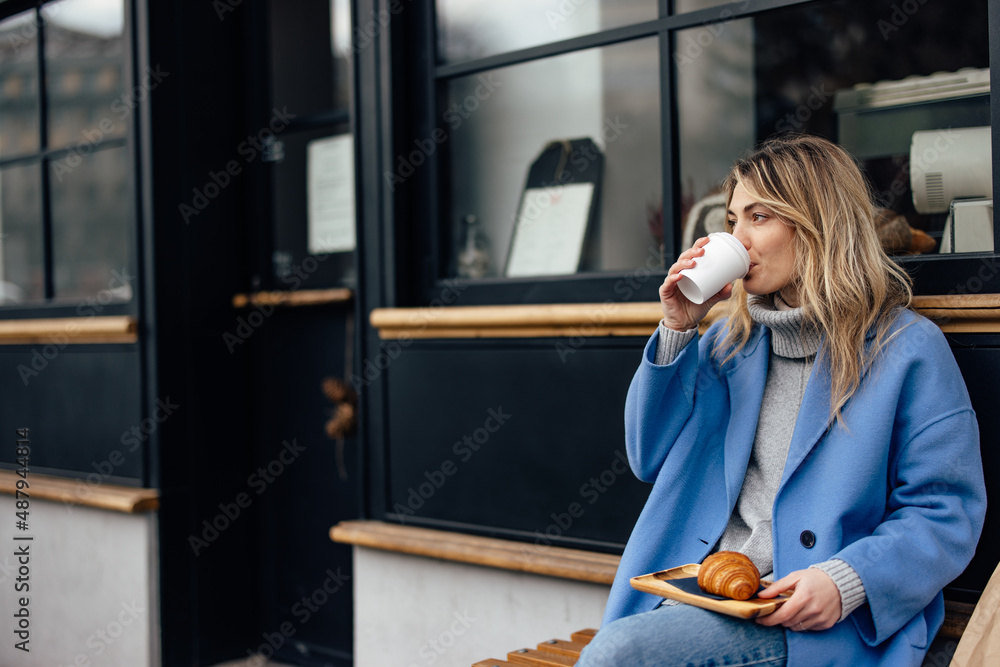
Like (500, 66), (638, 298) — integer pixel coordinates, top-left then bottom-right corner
(0, 470), (158, 513)
(0, 316), (137, 345)
(370, 295), (1000, 340)
(331, 520), (618, 585)
(232, 288), (353, 308)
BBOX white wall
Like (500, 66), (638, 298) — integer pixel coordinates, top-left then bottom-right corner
(0, 497), (159, 667)
(352, 546), (609, 667)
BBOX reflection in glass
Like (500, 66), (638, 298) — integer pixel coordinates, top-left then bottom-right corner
(0, 161), (43, 303)
(0, 11), (41, 158)
(50, 146), (131, 300)
(331, 0), (352, 112)
(43, 0), (126, 150)
(436, 0), (656, 64)
(675, 0), (990, 256)
(445, 38), (661, 278)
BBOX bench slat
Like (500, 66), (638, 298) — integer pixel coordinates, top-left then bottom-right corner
(472, 660), (519, 667)
(507, 647), (578, 666)
(571, 628), (597, 644)
(535, 638), (587, 657)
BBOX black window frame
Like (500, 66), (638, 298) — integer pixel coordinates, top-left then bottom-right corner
(0, 0), (139, 321)
(392, 0), (1000, 307)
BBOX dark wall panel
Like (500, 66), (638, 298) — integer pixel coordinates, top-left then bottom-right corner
(386, 338), (651, 552)
(950, 337), (1000, 599)
(248, 307), (356, 666)
(0, 346), (142, 482)
(385, 333), (1000, 599)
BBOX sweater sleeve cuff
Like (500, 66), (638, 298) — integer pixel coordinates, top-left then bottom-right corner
(655, 321), (697, 366)
(811, 559), (867, 622)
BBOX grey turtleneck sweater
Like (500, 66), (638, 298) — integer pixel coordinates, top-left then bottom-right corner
(653, 294), (866, 622)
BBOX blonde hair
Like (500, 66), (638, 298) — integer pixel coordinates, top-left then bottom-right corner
(717, 135), (912, 422)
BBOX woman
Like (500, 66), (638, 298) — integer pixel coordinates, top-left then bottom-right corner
(578, 135), (986, 666)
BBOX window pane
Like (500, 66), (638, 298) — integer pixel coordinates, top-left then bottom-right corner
(43, 0), (126, 150)
(437, 0), (656, 64)
(50, 146), (131, 300)
(673, 0), (736, 13)
(0, 11), (41, 158)
(676, 0), (991, 255)
(0, 161), (43, 303)
(443, 37), (661, 279)
(268, 0), (352, 116)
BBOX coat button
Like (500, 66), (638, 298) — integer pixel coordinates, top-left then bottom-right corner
(800, 530), (816, 548)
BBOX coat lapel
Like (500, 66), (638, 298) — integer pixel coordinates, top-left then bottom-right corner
(723, 327), (769, 511)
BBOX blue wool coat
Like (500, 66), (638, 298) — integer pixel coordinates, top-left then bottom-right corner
(605, 310), (987, 666)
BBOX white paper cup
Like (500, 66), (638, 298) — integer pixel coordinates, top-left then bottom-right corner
(677, 232), (750, 305)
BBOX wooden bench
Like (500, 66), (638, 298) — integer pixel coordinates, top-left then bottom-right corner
(472, 628), (596, 666)
(471, 599), (976, 666)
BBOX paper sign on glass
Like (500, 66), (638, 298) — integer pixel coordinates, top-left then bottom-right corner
(307, 134), (356, 255)
(505, 182), (594, 277)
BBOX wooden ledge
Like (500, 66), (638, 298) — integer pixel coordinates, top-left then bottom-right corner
(370, 295), (1000, 340)
(330, 520), (619, 585)
(0, 316), (137, 345)
(232, 288), (353, 309)
(0, 470), (158, 513)
(913, 294), (1000, 333)
(370, 303), (663, 340)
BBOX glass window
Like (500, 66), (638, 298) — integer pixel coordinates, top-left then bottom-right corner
(0, 162), (44, 303)
(676, 0), (991, 255)
(43, 0), (126, 150)
(0, 11), (41, 158)
(50, 146), (130, 300)
(673, 0), (741, 14)
(0, 0), (134, 307)
(443, 37), (661, 279)
(436, 0), (657, 64)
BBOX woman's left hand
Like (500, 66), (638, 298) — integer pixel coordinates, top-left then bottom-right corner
(755, 568), (842, 632)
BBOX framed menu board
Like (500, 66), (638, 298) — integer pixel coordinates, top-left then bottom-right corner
(505, 138), (603, 277)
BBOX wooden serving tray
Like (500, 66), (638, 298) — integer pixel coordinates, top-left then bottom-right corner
(630, 563), (790, 619)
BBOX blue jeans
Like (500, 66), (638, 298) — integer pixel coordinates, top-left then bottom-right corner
(576, 603), (787, 667)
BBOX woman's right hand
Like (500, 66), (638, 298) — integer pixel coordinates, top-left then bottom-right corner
(659, 237), (734, 331)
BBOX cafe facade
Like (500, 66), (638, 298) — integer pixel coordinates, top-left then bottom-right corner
(0, 0), (998, 665)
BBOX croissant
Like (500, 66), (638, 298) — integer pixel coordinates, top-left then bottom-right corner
(697, 551), (760, 601)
